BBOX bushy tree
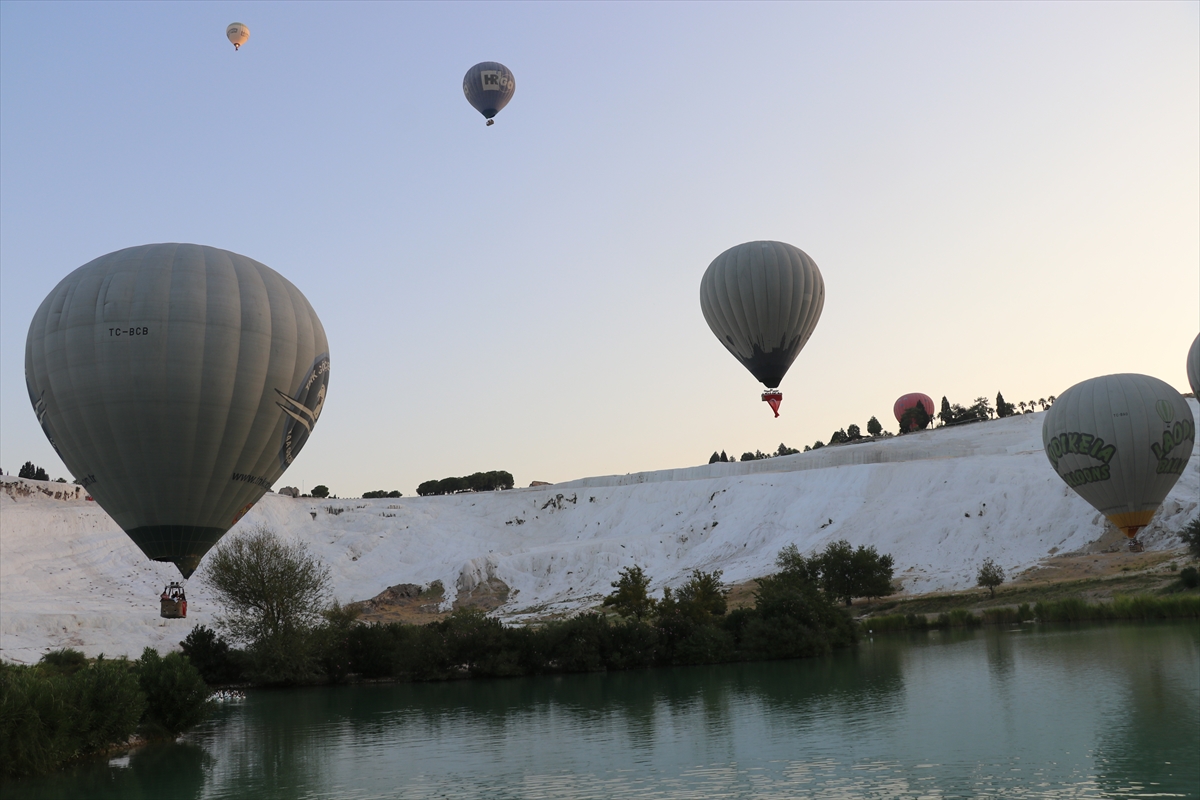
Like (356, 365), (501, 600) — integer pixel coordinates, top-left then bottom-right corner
(362, 490), (403, 499)
(811, 440), (825, 450)
(17, 461), (48, 481)
(709, 452), (721, 464)
(969, 396), (993, 421)
(602, 565), (656, 620)
(976, 558), (1005, 598)
(746, 547), (856, 659)
(1179, 517), (1200, 560)
(775, 443), (799, 457)
(180, 625), (243, 685)
(416, 470), (515, 496)
(774, 543), (821, 584)
(136, 648), (211, 735)
(899, 403), (931, 432)
(815, 539), (895, 606)
(201, 525), (332, 647)
(829, 429), (849, 445)
(867, 416), (883, 436)
(846, 424), (862, 440)
(311, 485), (331, 498)
(673, 569), (728, 620)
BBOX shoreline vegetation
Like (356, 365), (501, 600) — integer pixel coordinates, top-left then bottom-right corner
(0, 648), (210, 780)
(859, 594), (1200, 633)
(5, 540), (1197, 783)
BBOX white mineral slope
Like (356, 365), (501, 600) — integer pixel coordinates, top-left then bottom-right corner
(2, 404), (1197, 664)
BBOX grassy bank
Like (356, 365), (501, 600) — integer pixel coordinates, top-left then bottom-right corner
(859, 593), (1200, 633)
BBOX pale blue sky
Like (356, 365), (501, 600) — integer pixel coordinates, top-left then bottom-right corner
(2, 1), (1197, 497)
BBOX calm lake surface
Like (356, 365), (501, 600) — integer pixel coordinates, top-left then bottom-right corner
(10, 621), (1199, 799)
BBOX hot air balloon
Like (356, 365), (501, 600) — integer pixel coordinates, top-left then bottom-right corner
(25, 244), (330, 605)
(1188, 334), (1200, 397)
(463, 62), (515, 126)
(699, 241), (825, 417)
(1042, 373), (1194, 550)
(894, 393), (934, 432)
(226, 22), (249, 50)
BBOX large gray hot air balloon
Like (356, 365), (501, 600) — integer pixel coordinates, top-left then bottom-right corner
(25, 244), (330, 580)
(1042, 373), (1193, 548)
(699, 240), (825, 416)
(1188, 333), (1200, 397)
(463, 61), (515, 126)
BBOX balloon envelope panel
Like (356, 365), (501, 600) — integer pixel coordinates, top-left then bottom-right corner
(25, 244), (329, 577)
(463, 61), (515, 119)
(699, 241), (824, 389)
(1041, 373), (1193, 534)
(1188, 334), (1199, 397)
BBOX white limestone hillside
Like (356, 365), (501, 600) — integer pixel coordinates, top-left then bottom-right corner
(2, 404), (1197, 664)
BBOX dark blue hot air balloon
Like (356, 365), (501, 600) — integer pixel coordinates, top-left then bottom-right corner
(463, 62), (515, 126)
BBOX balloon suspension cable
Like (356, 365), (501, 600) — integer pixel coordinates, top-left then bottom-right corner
(762, 391), (783, 418)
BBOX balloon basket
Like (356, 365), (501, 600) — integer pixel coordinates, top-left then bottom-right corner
(486, 119), (494, 126)
(1127, 538), (1144, 553)
(761, 391), (782, 417)
(160, 582), (187, 618)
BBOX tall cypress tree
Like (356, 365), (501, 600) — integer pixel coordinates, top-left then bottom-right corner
(995, 392), (1012, 418)
(939, 396), (953, 426)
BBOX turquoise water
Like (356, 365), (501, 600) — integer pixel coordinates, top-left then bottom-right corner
(8, 622), (1199, 799)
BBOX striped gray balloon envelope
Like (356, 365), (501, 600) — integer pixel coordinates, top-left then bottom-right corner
(1188, 333), (1199, 397)
(699, 241), (825, 390)
(462, 61), (515, 123)
(1041, 373), (1194, 539)
(25, 244), (330, 578)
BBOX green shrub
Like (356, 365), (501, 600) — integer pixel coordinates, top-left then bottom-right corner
(905, 613), (930, 630)
(69, 656), (144, 753)
(136, 648), (211, 735)
(1033, 595), (1200, 622)
(1, 656), (144, 779)
(0, 663), (73, 778)
(1180, 566), (1199, 589)
(37, 648), (89, 677)
(946, 609), (980, 627)
(859, 614), (911, 632)
(181, 625), (244, 685)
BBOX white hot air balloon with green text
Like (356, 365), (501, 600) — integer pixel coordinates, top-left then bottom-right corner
(1042, 373), (1193, 546)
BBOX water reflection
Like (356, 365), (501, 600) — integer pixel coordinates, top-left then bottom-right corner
(1092, 624), (1200, 796)
(7, 741), (209, 800)
(4, 622), (1196, 799)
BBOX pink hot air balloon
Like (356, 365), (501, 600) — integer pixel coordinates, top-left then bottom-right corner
(894, 393), (935, 432)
